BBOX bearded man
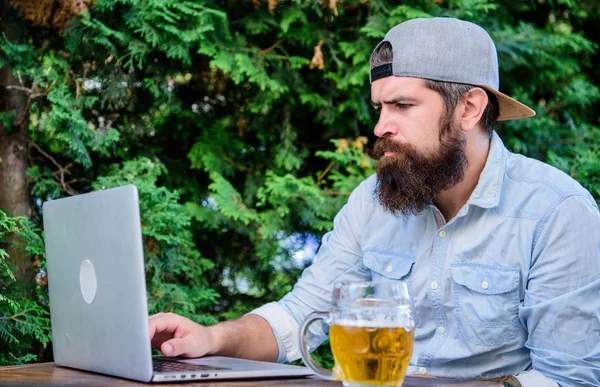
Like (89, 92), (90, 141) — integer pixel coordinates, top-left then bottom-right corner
(148, 18), (600, 387)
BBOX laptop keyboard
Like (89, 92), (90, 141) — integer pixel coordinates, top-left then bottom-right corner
(153, 359), (230, 373)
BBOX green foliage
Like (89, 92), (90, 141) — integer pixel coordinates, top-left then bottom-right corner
(0, 300), (51, 352)
(0, 33), (35, 70)
(0, 212), (51, 366)
(0, 211), (19, 282)
(1, 0), (599, 367)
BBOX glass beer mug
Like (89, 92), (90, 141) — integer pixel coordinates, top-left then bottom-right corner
(300, 281), (415, 387)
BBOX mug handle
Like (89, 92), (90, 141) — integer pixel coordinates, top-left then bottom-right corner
(299, 311), (336, 380)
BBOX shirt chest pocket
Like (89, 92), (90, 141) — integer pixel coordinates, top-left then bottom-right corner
(451, 262), (520, 346)
(363, 249), (416, 280)
(363, 249), (419, 325)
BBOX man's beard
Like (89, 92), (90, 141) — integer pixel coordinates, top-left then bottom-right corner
(371, 117), (468, 216)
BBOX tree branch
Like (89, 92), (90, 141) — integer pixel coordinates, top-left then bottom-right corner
(29, 141), (79, 196)
(258, 38), (286, 57)
(4, 79), (48, 127)
(316, 161), (335, 184)
(70, 69), (81, 99)
(5, 85), (32, 93)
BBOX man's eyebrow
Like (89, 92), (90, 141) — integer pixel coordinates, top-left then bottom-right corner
(371, 96), (419, 107)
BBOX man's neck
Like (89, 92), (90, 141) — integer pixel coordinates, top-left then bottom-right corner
(435, 133), (492, 222)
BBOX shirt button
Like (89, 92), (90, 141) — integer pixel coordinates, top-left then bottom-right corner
(386, 265), (393, 273)
(439, 230), (446, 237)
(419, 367), (427, 375)
(437, 326), (445, 335)
(430, 281), (438, 290)
(481, 281), (489, 290)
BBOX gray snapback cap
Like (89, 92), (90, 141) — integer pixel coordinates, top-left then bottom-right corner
(370, 17), (535, 121)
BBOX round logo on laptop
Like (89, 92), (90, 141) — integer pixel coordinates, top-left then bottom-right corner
(79, 259), (98, 304)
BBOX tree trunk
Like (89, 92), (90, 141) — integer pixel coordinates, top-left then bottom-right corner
(0, 0), (33, 283)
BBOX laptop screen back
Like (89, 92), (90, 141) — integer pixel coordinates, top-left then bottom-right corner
(44, 185), (154, 382)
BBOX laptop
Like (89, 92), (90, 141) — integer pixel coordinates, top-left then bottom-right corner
(43, 184), (313, 383)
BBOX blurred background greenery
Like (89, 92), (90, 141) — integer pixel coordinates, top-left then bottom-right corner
(1, 0), (599, 367)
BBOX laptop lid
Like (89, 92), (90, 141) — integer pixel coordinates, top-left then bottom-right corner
(44, 185), (154, 382)
(44, 185), (313, 383)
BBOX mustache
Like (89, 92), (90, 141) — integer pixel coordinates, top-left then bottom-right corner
(371, 137), (417, 160)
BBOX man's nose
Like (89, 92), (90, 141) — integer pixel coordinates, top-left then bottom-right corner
(373, 109), (398, 138)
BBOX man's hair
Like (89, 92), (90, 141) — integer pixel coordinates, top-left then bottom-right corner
(370, 42), (499, 138)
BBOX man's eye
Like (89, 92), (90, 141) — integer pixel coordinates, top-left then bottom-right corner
(396, 103), (412, 109)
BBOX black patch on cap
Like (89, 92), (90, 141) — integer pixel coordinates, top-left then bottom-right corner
(370, 64), (393, 82)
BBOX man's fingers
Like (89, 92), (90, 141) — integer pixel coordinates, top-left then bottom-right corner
(149, 312), (166, 321)
(161, 337), (203, 358)
(148, 314), (180, 340)
(147, 313), (207, 357)
(151, 331), (173, 350)
(161, 338), (181, 357)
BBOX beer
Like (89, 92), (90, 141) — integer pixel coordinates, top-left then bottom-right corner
(330, 323), (414, 387)
(299, 282), (415, 386)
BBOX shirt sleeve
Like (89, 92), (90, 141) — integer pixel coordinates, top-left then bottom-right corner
(248, 178), (375, 363)
(519, 194), (600, 386)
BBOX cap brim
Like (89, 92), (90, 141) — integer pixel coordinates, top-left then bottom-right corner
(481, 86), (536, 121)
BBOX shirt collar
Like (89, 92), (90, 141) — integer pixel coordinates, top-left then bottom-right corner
(467, 131), (507, 209)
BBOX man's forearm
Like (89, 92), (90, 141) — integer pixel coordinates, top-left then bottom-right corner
(206, 314), (279, 362)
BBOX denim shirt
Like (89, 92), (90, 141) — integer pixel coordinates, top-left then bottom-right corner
(251, 132), (600, 387)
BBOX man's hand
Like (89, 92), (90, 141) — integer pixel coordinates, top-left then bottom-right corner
(149, 312), (214, 358)
(148, 312), (279, 361)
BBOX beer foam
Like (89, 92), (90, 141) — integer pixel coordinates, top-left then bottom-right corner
(334, 320), (414, 329)
(333, 306), (414, 329)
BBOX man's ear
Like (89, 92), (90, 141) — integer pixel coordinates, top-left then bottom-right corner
(460, 88), (488, 132)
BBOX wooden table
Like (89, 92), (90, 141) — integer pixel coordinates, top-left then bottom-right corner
(0, 363), (503, 386)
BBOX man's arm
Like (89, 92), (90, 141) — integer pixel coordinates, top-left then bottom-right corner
(149, 178), (375, 363)
(245, 179), (375, 363)
(208, 314), (278, 361)
(519, 195), (600, 386)
(148, 312), (278, 361)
